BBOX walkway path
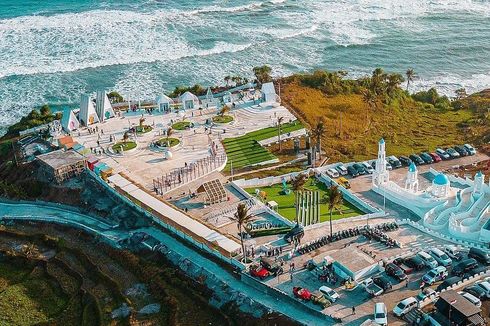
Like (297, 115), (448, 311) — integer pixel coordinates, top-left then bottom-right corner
(0, 200), (331, 326)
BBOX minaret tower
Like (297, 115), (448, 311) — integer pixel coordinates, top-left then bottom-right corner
(372, 138), (390, 186)
(405, 162), (419, 192)
(474, 171), (485, 195)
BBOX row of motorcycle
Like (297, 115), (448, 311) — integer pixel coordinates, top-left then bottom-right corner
(295, 222), (400, 255)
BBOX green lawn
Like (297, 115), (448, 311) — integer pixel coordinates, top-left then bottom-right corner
(245, 179), (363, 222)
(156, 137), (180, 148)
(223, 121), (303, 170)
(112, 141), (137, 152)
(135, 125), (153, 134)
(172, 121), (191, 130)
(213, 115), (234, 124)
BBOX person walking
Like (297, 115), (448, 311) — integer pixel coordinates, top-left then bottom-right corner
(352, 306), (356, 315)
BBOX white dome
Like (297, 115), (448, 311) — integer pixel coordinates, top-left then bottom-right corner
(165, 150), (173, 160)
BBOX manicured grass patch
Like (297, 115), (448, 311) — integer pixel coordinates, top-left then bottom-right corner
(156, 137), (180, 148)
(245, 179), (363, 222)
(172, 121), (191, 130)
(212, 115), (234, 124)
(222, 121), (303, 170)
(112, 141), (137, 152)
(135, 125), (153, 134)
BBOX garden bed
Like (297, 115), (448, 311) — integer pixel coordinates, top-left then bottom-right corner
(134, 125), (153, 134)
(212, 115), (234, 124)
(112, 141), (137, 152)
(155, 137), (180, 148)
(172, 121), (192, 130)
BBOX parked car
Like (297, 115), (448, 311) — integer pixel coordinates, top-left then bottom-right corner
(361, 161), (375, 174)
(373, 276), (392, 291)
(337, 177), (351, 189)
(405, 255), (425, 271)
(371, 160), (392, 171)
(393, 297), (417, 317)
(387, 155), (402, 168)
(468, 247), (490, 265)
(429, 152), (442, 163)
(458, 291), (482, 307)
(436, 276), (461, 292)
(347, 165), (359, 177)
(310, 291), (331, 308)
(464, 144), (477, 155)
(398, 156), (412, 166)
(319, 286), (339, 302)
(393, 258), (414, 274)
(374, 302), (388, 325)
(385, 262), (408, 281)
(446, 147), (460, 158)
(326, 168), (340, 178)
(454, 145), (468, 157)
(361, 278), (384, 297)
(452, 258), (478, 277)
(430, 248), (452, 267)
(418, 251), (439, 268)
(436, 148), (451, 160)
(422, 266), (448, 285)
(293, 287), (312, 300)
(464, 285), (487, 300)
(475, 281), (490, 298)
(249, 265), (270, 279)
(260, 257), (284, 276)
(353, 163), (367, 175)
(417, 288), (436, 302)
(420, 152), (434, 164)
(336, 163), (348, 176)
(409, 154), (424, 165)
(443, 245), (464, 261)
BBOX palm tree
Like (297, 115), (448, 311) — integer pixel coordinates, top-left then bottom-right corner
(406, 68), (415, 91)
(277, 116), (284, 151)
(326, 185), (343, 237)
(166, 127), (173, 143)
(122, 131), (130, 143)
(234, 203), (253, 262)
(312, 120), (325, 160)
(219, 105), (230, 117)
(224, 75), (231, 87)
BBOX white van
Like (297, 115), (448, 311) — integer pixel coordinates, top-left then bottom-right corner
(418, 251), (438, 268)
(430, 248), (452, 267)
(374, 302), (388, 325)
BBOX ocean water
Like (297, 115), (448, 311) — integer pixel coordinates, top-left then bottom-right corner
(1, 0), (490, 134)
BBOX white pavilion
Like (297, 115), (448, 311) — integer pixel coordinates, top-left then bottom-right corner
(179, 91), (200, 110)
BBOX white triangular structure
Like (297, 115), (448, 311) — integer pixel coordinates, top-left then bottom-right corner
(179, 91), (200, 110)
(372, 138), (390, 186)
(202, 88), (217, 108)
(96, 91), (115, 122)
(61, 108), (80, 132)
(156, 94), (174, 112)
(79, 94), (99, 126)
(261, 82), (279, 103)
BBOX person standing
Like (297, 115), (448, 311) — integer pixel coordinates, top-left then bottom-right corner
(352, 306), (356, 315)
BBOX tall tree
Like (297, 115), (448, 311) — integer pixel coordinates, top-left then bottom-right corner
(253, 65), (272, 85)
(277, 116), (284, 151)
(234, 203), (253, 262)
(312, 119), (325, 160)
(326, 185), (343, 237)
(405, 68), (415, 91)
(224, 76), (231, 87)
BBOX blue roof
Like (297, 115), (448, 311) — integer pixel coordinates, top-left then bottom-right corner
(476, 171), (483, 178)
(408, 162), (417, 173)
(379, 138), (385, 144)
(433, 173), (449, 186)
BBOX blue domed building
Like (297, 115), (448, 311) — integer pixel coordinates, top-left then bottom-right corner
(432, 173), (450, 198)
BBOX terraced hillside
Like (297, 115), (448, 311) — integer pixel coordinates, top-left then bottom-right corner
(223, 121), (303, 170)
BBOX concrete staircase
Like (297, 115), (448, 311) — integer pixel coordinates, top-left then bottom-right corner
(404, 308), (424, 324)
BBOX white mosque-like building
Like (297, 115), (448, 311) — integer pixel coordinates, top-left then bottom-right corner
(372, 139), (490, 243)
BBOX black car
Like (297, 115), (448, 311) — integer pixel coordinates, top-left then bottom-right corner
(347, 165), (359, 177)
(385, 263), (408, 281)
(454, 145), (469, 157)
(452, 258), (478, 276)
(420, 152), (434, 164)
(398, 156), (412, 166)
(260, 257), (284, 276)
(405, 256), (425, 271)
(373, 276), (392, 291)
(464, 285), (487, 300)
(436, 276), (461, 292)
(387, 156), (402, 169)
(409, 154), (424, 165)
(468, 247), (490, 265)
(353, 163), (367, 175)
(446, 147), (460, 159)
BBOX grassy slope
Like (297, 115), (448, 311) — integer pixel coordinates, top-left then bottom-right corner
(282, 82), (476, 162)
(223, 121), (303, 170)
(245, 180), (363, 222)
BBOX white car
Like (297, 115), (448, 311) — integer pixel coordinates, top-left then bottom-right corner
(430, 248), (452, 267)
(362, 161), (374, 174)
(476, 281), (490, 298)
(436, 148), (450, 160)
(319, 286), (339, 302)
(326, 168), (340, 178)
(374, 302), (388, 325)
(393, 297), (417, 317)
(443, 245), (463, 261)
(458, 291), (482, 307)
(464, 144), (476, 155)
(336, 164), (348, 176)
